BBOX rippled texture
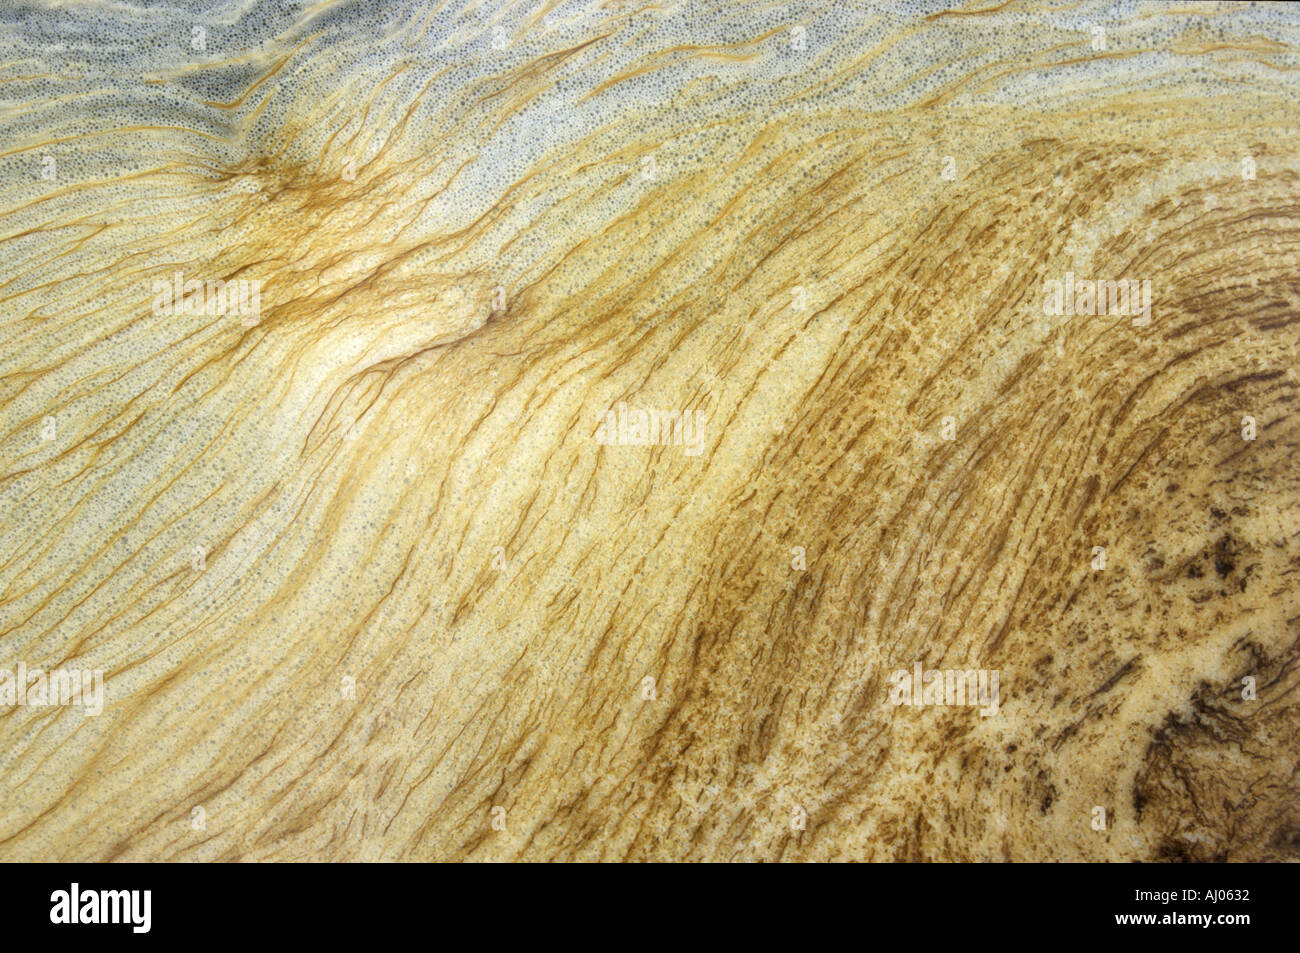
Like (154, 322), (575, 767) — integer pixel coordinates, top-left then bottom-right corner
(1, 0), (1297, 861)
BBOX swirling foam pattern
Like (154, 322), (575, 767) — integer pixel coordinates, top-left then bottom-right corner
(0, 0), (1297, 861)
